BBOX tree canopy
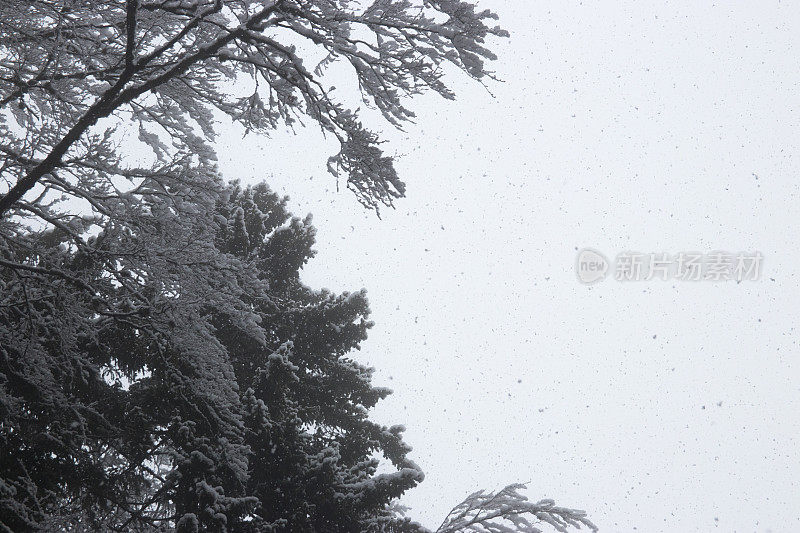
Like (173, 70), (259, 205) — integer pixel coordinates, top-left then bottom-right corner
(1, 178), (429, 531)
(0, 0), (507, 215)
(0, 1), (599, 532)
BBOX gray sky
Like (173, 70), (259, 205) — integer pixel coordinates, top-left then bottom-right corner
(218, 2), (800, 531)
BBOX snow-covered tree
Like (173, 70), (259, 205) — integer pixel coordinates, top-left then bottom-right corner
(0, 173), (263, 531)
(0, 0), (507, 216)
(214, 183), (429, 531)
(1, 179), (430, 531)
(0, 5), (507, 488)
(0, 3), (599, 531)
(1, 178), (596, 532)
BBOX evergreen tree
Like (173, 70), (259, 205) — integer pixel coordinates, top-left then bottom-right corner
(1, 173), (263, 531)
(0, 179), (428, 531)
(0, 179), (596, 532)
(209, 182), (429, 532)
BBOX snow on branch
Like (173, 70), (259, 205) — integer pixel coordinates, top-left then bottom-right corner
(0, 0), (507, 215)
(436, 483), (597, 533)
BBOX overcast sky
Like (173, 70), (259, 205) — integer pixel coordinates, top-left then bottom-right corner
(217, 2), (800, 531)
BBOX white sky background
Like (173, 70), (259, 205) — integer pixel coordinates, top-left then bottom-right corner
(216, 2), (800, 531)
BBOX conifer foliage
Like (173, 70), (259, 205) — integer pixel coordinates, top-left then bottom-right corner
(0, 178), (597, 532)
(1, 179), (428, 531)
